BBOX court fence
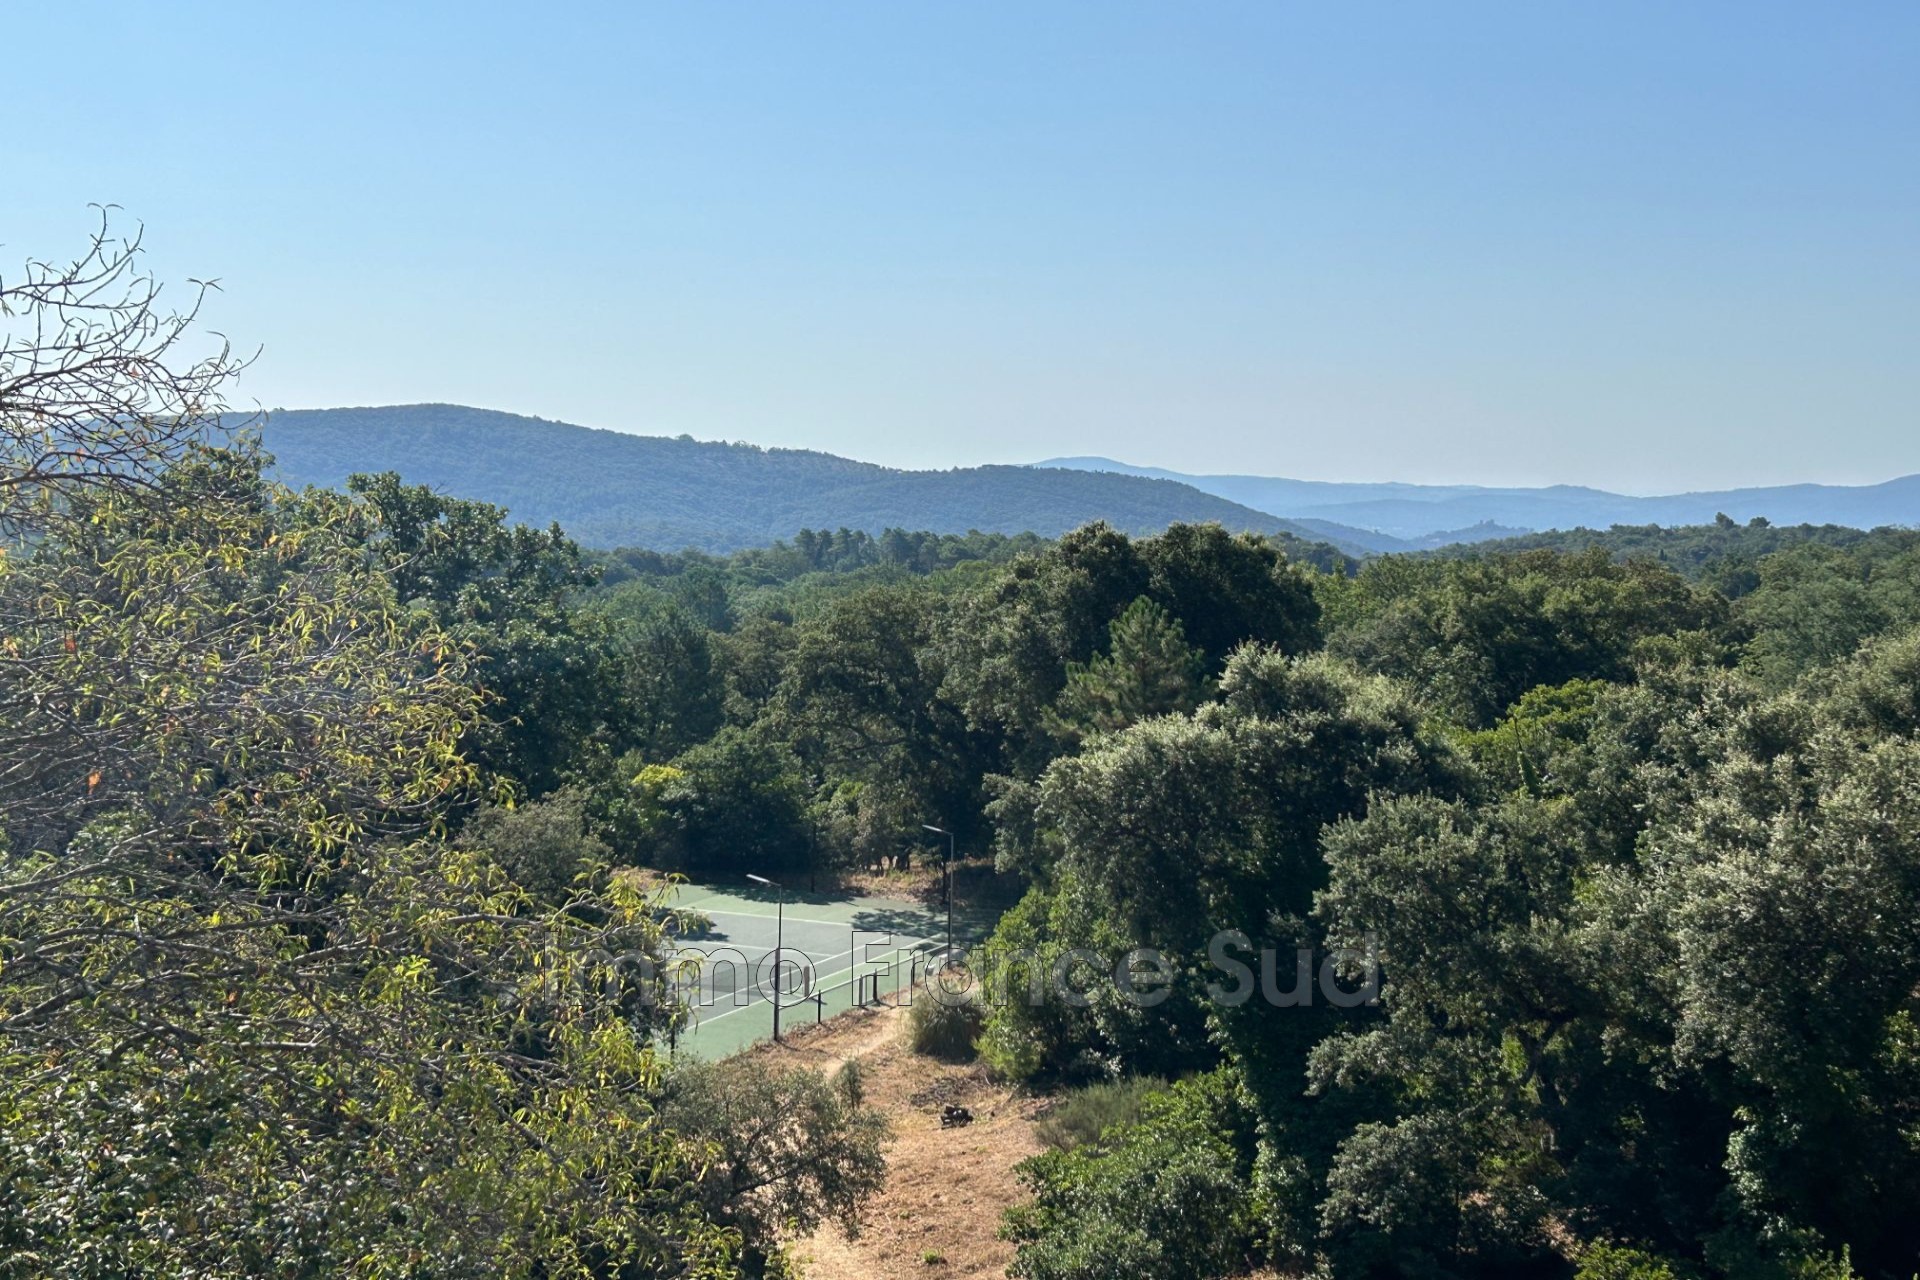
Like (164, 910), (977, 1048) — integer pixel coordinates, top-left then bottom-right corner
(665, 940), (956, 1060)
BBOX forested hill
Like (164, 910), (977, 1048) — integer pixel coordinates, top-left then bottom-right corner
(252, 404), (1371, 554)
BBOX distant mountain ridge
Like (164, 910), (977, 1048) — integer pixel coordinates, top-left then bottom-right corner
(1034, 456), (1920, 539)
(247, 406), (1917, 556)
(251, 405), (1391, 554)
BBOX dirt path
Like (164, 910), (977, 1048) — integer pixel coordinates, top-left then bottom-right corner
(803, 1007), (906, 1076)
(751, 1003), (1048, 1279)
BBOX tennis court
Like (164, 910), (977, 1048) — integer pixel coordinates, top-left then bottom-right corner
(664, 881), (958, 1059)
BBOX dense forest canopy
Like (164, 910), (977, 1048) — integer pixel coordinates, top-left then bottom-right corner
(409, 504), (1920, 1280)
(7, 228), (1920, 1279)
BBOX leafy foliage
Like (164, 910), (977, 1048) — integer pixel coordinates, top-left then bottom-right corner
(17, 221), (1920, 1280)
(1032, 1076), (1167, 1152)
(1045, 596), (1209, 748)
(0, 224), (894, 1279)
(905, 988), (985, 1062)
(463, 787), (609, 906)
(660, 1058), (889, 1277)
(1002, 1072), (1258, 1280)
(0, 455), (741, 1276)
(1322, 546), (1731, 726)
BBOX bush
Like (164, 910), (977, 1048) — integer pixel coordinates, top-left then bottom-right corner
(1002, 1071), (1257, 1280)
(465, 787), (609, 905)
(660, 1056), (890, 1273)
(1034, 1076), (1167, 1152)
(1575, 1243), (1700, 1280)
(1703, 1233), (1863, 1280)
(907, 988), (984, 1061)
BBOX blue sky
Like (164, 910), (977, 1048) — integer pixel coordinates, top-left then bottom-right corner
(9, 2), (1917, 490)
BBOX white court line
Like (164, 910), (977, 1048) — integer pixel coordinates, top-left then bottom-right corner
(671, 935), (923, 962)
(669, 926), (938, 972)
(680, 945), (932, 1030)
(673, 935), (937, 959)
(679, 906), (938, 931)
(672, 939), (936, 998)
(671, 940), (936, 974)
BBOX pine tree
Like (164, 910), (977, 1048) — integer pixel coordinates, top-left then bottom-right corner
(1046, 596), (1210, 746)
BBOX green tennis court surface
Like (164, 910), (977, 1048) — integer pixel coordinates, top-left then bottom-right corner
(664, 881), (975, 1059)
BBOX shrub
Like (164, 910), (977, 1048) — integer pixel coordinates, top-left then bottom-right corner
(660, 1057), (890, 1272)
(1034, 1076), (1167, 1152)
(1575, 1243), (1700, 1280)
(1002, 1071), (1257, 1280)
(907, 988), (984, 1061)
(465, 787), (609, 905)
(1703, 1234), (1863, 1280)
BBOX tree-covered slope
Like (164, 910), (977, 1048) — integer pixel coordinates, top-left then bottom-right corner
(254, 404), (1376, 554)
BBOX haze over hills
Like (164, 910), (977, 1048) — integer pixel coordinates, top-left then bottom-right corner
(1036, 456), (1920, 540)
(248, 406), (1918, 557)
(252, 405), (1388, 554)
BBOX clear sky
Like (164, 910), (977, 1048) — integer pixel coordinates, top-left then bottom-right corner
(10, 2), (1917, 491)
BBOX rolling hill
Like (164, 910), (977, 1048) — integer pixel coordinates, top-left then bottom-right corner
(1034, 456), (1920, 540)
(246, 406), (1915, 556)
(250, 405), (1388, 554)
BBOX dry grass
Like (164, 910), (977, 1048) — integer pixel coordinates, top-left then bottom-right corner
(804, 856), (1024, 916)
(742, 1001), (1295, 1279)
(745, 1001), (1047, 1279)
(611, 865), (678, 896)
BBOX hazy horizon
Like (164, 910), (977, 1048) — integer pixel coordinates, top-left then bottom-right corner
(248, 400), (1920, 500)
(14, 2), (1918, 491)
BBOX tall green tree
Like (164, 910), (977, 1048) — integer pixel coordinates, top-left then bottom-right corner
(1139, 521), (1322, 665)
(3, 223), (839, 1277)
(1045, 595), (1210, 748)
(770, 585), (988, 868)
(342, 470), (617, 796)
(656, 727), (812, 875)
(0, 456), (747, 1275)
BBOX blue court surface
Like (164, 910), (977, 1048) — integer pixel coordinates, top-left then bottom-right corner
(663, 881), (962, 1058)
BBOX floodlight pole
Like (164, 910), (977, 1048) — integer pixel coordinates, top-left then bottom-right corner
(747, 873), (785, 1042)
(922, 824), (954, 961)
